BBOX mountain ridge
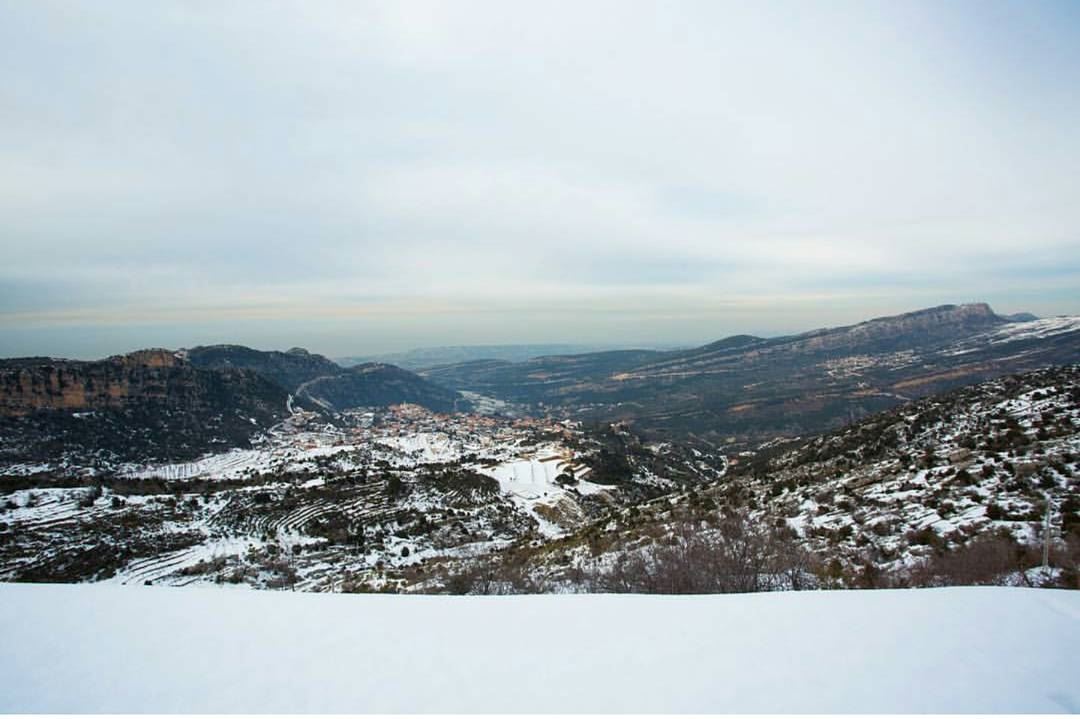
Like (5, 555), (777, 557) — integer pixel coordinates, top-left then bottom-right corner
(419, 303), (1079, 444)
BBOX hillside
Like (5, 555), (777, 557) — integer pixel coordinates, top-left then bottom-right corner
(0, 583), (1075, 713)
(296, 363), (467, 413)
(421, 304), (1080, 444)
(729, 363), (1080, 584)
(411, 365), (1079, 593)
(188, 344), (468, 413)
(0, 403), (724, 589)
(421, 349), (663, 404)
(4, 364), (1076, 593)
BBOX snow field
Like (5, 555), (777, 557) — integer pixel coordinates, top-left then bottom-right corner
(0, 583), (1076, 713)
(472, 449), (594, 537)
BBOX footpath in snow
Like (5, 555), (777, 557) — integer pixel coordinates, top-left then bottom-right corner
(0, 583), (1076, 713)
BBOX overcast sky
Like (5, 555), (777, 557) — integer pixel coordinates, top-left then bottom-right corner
(2, 0), (1078, 359)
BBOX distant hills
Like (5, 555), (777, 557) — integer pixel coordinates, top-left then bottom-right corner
(294, 363), (464, 414)
(1, 302), (1076, 462)
(337, 342), (687, 371)
(420, 303), (1080, 445)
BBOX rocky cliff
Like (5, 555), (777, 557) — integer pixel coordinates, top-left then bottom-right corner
(0, 351), (295, 463)
(0, 350), (185, 416)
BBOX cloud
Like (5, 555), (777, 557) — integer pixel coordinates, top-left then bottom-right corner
(1, 0), (1078, 357)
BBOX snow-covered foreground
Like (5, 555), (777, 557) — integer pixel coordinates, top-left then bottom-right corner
(1, 584), (1077, 713)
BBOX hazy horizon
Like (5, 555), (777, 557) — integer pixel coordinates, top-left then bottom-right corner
(3, 1), (1079, 359)
(0, 300), (1056, 361)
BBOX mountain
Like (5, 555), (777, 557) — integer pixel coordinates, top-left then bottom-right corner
(1004, 312), (1040, 322)
(187, 344), (468, 413)
(0, 349), (295, 464)
(185, 345), (342, 391)
(420, 304), (1080, 445)
(0, 345), (471, 466)
(296, 363), (466, 413)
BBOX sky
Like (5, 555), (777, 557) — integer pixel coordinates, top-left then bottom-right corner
(2, 0), (1079, 359)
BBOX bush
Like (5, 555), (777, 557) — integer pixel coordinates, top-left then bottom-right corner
(909, 534), (1029, 587)
(587, 513), (817, 594)
(907, 526), (943, 550)
(77, 485), (103, 509)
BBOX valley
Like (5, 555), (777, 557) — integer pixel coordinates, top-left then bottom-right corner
(0, 401), (722, 591)
(0, 303), (1077, 595)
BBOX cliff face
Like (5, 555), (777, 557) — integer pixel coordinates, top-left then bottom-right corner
(0, 351), (296, 463)
(0, 350), (186, 416)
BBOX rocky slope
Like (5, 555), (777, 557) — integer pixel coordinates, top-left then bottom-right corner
(0, 349), (182, 415)
(727, 364), (1080, 583)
